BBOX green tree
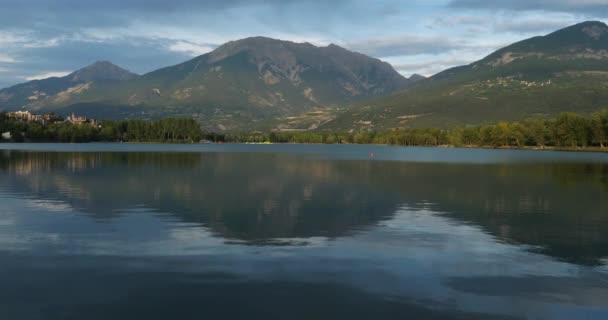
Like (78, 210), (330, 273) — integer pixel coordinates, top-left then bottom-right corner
(522, 119), (547, 148)
(590, 112), (607, 148)
(553, 113), (590, 147)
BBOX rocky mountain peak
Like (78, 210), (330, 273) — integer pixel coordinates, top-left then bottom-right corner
(480, 21), (608, 67)
(578, 21), (608, 40)
(205, 37), (326, 67)
(69, 61), (138, 83)
(408, 74), (426, 82)
(549, 21), (608, 41)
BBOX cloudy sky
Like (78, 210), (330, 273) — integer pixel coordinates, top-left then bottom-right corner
(0, 0), (607, 88)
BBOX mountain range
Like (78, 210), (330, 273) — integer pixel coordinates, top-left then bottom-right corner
(0, 61), (138, 113)
(0, 38), (418, 130)
(1, 21), (608, 131)
(326, 21), (608, 130)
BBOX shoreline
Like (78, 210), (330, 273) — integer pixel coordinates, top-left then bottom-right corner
(451, 144), (608, 154)
(1, 141), (607, 154)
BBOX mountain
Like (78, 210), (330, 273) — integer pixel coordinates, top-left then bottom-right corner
(407, 74), (426, 82)
(11, 20), (605, 133)
(325, 21), (608, 130)
(0, 61), (138, 112)
(68, 61), (139, 82)
(2, 37), (412, 129)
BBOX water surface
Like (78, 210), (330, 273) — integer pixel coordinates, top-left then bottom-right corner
(1, 144), (607, 319)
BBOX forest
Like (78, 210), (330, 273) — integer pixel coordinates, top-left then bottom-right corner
(0, 115), (202, 143)
(214, 111), (608, 149)
(1, 111), (607, 150)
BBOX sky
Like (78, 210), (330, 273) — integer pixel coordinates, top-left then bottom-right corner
(0, 0), (607, 88)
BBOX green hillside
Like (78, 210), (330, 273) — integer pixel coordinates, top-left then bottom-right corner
(4, 22), (607, 132)
(5, 37), (414, 130)
(323, 21), (608, 131)
(0, 61), (138, 112)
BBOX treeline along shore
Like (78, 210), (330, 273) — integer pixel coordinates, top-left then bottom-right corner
(1, 111), (608, 151)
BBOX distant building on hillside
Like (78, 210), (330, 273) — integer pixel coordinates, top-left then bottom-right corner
(7, 111), (63, 125)
(41, 113), (63, 125)
(65, 113), (99, 127)
(7, 110), (99, 127)
(7, 111), (35, 122)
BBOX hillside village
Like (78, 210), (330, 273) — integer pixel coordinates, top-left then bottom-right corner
(7, 111), (99, 127)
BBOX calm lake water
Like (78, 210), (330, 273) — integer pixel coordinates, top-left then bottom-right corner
(1, 143), (607, 319)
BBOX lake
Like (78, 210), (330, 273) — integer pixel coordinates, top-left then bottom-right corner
(0, 143), (607, 319)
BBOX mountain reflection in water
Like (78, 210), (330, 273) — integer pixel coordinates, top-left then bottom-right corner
(0, 147), (607, 320)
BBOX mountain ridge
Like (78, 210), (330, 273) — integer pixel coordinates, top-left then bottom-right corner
(322, 20), (608, 131)
(1, 37), (413, 130)
(3, 21), (607, 132)
(0, 61), (138, 112)
(69, 61), (139, 82)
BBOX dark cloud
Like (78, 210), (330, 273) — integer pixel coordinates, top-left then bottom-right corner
(448, 0), (608, 14)
(0, 0), (301, 13)
(0, 0), (363, 31)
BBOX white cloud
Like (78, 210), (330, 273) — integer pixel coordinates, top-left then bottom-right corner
(23, 71), (71, 81)
(164, 33), (331, 57)
(0, 31), (25, 45)
(493, 17), (575, 33)
(384, 46), (499, 77)
(345, 36), (465, 58)
(0, 54), (17, 63)
(22, 37), (63, 48)
(390, 58), (472, 77)
(167, 41), (215, 56)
